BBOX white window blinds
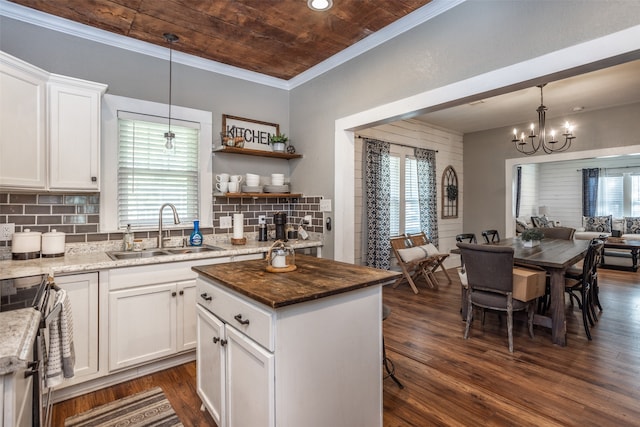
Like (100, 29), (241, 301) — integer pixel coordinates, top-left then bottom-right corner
(389, 154), (420, 236)
(404, 158), (420, 234)
(118, 116), (200, 228)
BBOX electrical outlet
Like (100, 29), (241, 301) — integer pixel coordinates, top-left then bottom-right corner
(303, 215), (312, 224)
(0, 223), (15, 241)
(258, 215), (266, 225)
(320, 199), (332, 212)
(219, 216), (232, 228)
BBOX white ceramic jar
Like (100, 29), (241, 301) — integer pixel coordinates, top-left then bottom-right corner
(12, 229), (42, 260)
(41, 229), (66, 257)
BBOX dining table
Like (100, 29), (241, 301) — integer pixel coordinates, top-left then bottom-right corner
(454, 237), (591, 346)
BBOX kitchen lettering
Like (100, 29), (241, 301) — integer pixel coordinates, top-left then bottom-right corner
(225, 125), (271, 145)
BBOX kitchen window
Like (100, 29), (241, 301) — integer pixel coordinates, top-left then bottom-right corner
(101, 94), (213, 231)
(389, 147), (420, 236)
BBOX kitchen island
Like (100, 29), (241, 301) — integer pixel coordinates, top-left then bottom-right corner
(193, 255), (400, 427)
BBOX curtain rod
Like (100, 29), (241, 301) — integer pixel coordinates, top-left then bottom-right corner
(577, 165), (640, 171)
(356, 135), (438, 152)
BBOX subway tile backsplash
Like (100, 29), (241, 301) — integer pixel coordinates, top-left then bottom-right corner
(0, 192), (324, 247)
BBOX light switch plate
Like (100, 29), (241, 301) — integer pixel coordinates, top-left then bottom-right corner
(0, 223), (15, 241)
(219, 216), (232, 228)
(320, 199), (332, 212)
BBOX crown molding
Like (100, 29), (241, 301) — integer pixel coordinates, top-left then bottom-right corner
(0, 0), (464, 90)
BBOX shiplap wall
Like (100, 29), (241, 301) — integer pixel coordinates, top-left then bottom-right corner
(354, 119), (463, 267)
(529, 156), (640, 228)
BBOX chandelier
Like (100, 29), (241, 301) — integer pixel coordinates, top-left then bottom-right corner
(164, 33), (179, 150)
(511, 84), (576, 155)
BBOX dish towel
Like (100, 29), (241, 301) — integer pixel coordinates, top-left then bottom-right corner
(46, 288), (75, 388)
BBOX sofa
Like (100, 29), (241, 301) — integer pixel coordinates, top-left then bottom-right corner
(573, 215), (640, 241)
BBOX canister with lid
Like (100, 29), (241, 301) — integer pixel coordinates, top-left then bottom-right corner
(11, 229), (42, 260)
(42, 229), (66, 258)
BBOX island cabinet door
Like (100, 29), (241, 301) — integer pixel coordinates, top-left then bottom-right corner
(196, 306), (225, 427)
(226, 325), (275, 427)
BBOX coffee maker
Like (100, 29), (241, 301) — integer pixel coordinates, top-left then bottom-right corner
(274, 212), (287, 241)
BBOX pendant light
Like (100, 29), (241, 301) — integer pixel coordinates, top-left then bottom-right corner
(164, 33), (178, 150)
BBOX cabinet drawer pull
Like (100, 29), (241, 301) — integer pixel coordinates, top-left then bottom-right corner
(200, 293), (212, 301)
(234, 314), (250, 325)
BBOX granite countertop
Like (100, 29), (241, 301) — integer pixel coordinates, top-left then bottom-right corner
(0, 308), (41, 375)
(192, 254), (401, 309)
(0, 238), (322, 281)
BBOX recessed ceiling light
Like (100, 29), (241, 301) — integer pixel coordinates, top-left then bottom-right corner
(572, 106), (585, 112)
(308, 0), (333, 11)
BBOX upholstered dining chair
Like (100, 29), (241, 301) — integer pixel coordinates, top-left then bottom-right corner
(564, 239), (605, 340)
(481, 229), (500, 244)
(456, 242), (535, 353)
(540, 226), (576, 240)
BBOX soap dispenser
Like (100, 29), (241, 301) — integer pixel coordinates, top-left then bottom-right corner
(190, 220), (203, 246)
(123, 224), (134, 251)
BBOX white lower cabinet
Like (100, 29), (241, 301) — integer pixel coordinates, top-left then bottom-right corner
(195, 275), (381, 427)
(109, 279), (196, 371)
(54, 272), (99, 387)
(1, 341), (34, 427)
(197, 306), (274, 427)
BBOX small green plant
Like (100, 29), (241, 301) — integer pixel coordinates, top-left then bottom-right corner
(269, 133), (288, 144)
(521, 228), (544, 241)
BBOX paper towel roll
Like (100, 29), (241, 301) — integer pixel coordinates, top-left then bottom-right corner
(233, 214), (244, 238)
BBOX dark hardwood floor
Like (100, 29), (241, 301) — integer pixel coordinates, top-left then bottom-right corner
(53, 267), (640, 426)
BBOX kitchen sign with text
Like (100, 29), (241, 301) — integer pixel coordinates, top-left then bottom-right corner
(222, 114), (280, 152)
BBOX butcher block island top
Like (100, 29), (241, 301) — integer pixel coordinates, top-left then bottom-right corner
(192, 254), (400, 308)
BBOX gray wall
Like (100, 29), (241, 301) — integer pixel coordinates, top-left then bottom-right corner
(463, 102), (640, 238)
(3, 1), (640, 258)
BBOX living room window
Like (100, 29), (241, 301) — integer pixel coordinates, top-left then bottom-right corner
(390, 147), (420, 236)
(101, 94), (213, 232)
(596, 171), (640, 217)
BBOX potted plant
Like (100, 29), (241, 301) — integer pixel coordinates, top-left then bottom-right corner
(269, 133), (288, 152)
(521, 228), (544, 247)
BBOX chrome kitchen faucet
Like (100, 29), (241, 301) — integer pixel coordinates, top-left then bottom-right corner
(158, 203), (181, 248)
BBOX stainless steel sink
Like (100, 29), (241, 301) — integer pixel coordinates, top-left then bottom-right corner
(107, 245), (225, 260)
(106, 249), (170, 260)
(167, 245), (225, 254)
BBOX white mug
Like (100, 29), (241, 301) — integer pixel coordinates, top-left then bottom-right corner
(216, 173), (230, 182)
(216, 181), (229, 193)
(228, 181), (240, 193)
(272, 252), (287, 268)
(230, 175), (243, 183)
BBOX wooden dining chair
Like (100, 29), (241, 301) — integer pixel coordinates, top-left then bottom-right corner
(481, 229), (500, 244)
(564, 239), (605, 340)
(540, 226), (576, 240)
(457, 242), (535, 353)
(455, 233), (477, 244)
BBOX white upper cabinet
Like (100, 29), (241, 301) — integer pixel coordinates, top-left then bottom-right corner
(48, 75), (106, 191)
(0, 51), (107, 192)
(0, 51), (48, 189)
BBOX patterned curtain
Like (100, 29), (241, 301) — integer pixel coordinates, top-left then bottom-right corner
(414, 147), (439, 247)
(582, 168), (600, 217)
(515, 166), (522, 218)
(364, 139), (391, 269)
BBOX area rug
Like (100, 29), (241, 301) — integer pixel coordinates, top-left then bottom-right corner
(64, 386), (183, 427)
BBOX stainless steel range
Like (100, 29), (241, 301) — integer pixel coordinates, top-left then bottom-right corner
(1, 274), (54, 427)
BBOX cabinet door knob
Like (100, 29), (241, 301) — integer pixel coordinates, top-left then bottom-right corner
(213, 337), (220, 344)
(172, 291), (177, 297)
(220, 339), (228, 347)
(234, 314), (250, 325)
(200, 293), (212, 301)
(179, 290), (184, 295)
(91, 176), (97, 182)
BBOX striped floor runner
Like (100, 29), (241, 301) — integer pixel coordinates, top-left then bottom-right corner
(64, 386), (183, 427)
